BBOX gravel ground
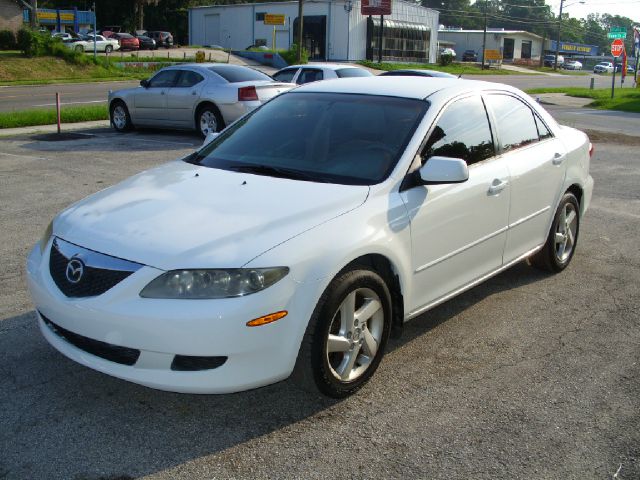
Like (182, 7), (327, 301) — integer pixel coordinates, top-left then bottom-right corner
(0, 116), (638, 479)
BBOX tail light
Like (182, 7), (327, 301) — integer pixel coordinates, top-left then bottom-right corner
(238, 86), (258, 101)
(588, 142), (594, 158)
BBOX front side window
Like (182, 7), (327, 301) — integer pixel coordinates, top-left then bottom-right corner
(422, 95), (494, 166)
(188, 92), (428, 185)
(148, 70), (179, 88)
(485, 94), (540, 152)
(273, 68), (298, 83)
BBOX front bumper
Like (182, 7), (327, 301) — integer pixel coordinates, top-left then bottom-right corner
(26, 239), (314, 394)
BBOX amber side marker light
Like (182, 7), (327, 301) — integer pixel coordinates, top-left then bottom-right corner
(246, 311), (288, 327)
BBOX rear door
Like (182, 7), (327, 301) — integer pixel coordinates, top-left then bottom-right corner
(166, 69), (205, 127)
(133, 69), (179, 123)
(483, 93), (566, 263)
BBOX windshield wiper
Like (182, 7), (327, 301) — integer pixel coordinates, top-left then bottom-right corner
(228, 164), (331, 183)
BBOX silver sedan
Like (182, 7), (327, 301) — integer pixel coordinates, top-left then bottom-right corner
(108, 64), (294, 137)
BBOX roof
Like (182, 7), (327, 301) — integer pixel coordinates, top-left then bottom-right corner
(285, 63), (365, 71)
(439, 29), (543, 40)
(189, 0), (436, 12)
(293, 76), (517, 100)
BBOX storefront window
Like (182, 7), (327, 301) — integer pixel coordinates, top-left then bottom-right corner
(369, 19), (430, 62)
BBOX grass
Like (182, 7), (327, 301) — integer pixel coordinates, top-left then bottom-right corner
(358, 60), (514, 75)
(527, 87), (640, 113)
(0, 104), (108, 129)
(0, 51), (154, 85)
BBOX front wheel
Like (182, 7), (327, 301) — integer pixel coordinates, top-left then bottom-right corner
(74, 45), (84, 53)
(530, 192), (580, 272)
(110, 100), (133, 132)
(105, 45), (113, 54)
(293, 269), (392, 398)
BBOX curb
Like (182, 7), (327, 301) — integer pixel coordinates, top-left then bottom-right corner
(0, 120), (111, 137)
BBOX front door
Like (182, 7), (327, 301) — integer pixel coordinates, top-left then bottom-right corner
(133, 69), (179, 124)
(401, 95), (510, 313)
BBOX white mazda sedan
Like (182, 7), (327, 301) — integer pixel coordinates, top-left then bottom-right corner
(27, 77), (594, 398)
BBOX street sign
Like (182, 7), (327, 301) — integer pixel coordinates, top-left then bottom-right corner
(484, 49), (502, 61)
(611, 38), (624, 57)
(608, 26), (627, 39)
(361, 0), (392, 16)
(264, 14), (285, 26)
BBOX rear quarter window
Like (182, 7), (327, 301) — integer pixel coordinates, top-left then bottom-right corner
(208, 66), (272, 83)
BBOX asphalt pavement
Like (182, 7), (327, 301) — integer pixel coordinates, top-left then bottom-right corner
(0, 106), (638, 479)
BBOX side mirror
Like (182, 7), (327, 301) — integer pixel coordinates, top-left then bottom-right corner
(418, 156), (469, 185)
(140, 79), (149, 88)
(202, 131), (220, 147)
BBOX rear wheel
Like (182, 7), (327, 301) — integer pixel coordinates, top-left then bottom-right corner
(293, 268), (392, 398)
(196, 104), (224, 138)
(105, 45), (113, 54)
(110, 100), (133, 132)
(530, 192), (580, 272)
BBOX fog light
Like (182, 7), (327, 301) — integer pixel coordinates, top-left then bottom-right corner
(246, 311), (288, 327)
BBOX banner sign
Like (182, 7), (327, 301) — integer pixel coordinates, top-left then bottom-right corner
(361, 0), (392, 16)
(548, 41), (598, 56)
(264, 14), (285, 26)
(484, 49), (502, 60)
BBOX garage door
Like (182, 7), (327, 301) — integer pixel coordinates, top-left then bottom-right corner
(204, 14), (220, 46)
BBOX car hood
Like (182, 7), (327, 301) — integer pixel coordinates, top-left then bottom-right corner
(53, 161), (369, 270)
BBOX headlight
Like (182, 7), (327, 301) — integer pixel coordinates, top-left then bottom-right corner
(140, 267), (289, 299)
(39, 220), (53, 253)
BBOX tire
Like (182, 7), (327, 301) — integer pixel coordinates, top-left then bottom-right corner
(196, 104), (224, 138)
(74, 45), (84, 53)
(530, 192), (580, 272)
(110, 100), (133, 132)
(105, 45), (113, 54)
(292, 268), (392, 398)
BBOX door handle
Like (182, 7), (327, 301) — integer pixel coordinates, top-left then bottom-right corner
(552, 152), (565, 165)
(160, 91), (165, 95)
(488, 179), (508, 195)
(191, 91), (197, 95)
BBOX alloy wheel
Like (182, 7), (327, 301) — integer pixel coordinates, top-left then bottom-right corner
(554, 202), (578, 263)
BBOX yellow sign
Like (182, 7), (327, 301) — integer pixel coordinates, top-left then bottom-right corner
(264, 14), (285, 26)
(37, 12), (74, 21)
(484, 49), (503, 61)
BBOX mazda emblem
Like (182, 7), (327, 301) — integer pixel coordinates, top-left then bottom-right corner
(65, 257), (85, 284)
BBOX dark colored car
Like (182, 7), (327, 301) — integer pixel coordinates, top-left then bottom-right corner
(614, 63), (636, 73)
(462, 50), (478, 62)
(134, 34), (156, 50)
(112, 33), (140, 51)
(379, 69), (457, 78)
(148, 31), (174, 49)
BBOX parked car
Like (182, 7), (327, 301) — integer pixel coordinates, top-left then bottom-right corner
(543, 54), (564, 67)
(66, 34), (120, 53)
(379, 69), (457, 78)
(30, 77), (593, 398)
(108, 64), (295, 137)
(134, 34), (157, 50)
(613, 63), (636, 73)
(594, 62), (614, 73)
(563, 60), (582, 70)
(439, 47), (456, 58)
(52, 32), (73, 41)
(272, 64), (372, 85)
(111, 33), (140, 51)
(148, 31), (174, 48)
(462, 49), (478, 62)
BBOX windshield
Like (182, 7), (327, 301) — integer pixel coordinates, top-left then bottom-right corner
(188, 92), (428, 185)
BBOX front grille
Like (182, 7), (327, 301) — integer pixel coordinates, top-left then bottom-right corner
(41, 313), (140, 366)
(48, 238), (140, 298)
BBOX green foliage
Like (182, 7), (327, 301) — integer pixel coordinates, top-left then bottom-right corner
(17, 28), (45, 57)
(439, 53), (454, 66)
(0, 30), (16, 50)
(280, 44), (309, 65)
(0, 104), (109, 129)
(526, 87), (640, 113)
(16, 28), (95, 65)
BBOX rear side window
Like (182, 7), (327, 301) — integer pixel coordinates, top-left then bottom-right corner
(208, 65), (272, 83)
(485, 94), (539, 152)
(422, 95), (495, 166)
(297, 69), (323, 84)
(335, 68), (372, 78)
(273, 68), (298, 83)
(175, 70), (204, 88)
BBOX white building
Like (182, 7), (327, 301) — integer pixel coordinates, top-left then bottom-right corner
(438, 29), (544, 61)
(189, 0), (439, 63)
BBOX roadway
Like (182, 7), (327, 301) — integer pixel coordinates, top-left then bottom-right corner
(0, 66), (634, 113)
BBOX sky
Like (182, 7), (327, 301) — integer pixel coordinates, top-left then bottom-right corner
(547, 0), (640, 23)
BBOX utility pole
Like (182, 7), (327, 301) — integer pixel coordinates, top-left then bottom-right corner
(553, 0), (564, 70)
(481, 0), (487, 69)
(30, 0), (38, 28)
(297, 0), (304, 62)
(92, 2), (97, 60)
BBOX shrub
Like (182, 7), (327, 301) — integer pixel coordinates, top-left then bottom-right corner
(280, 44), (309, 65)
(17, 28), (45, 57)
(439, 53), (453, 66)
(0, 29), (16, 50)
